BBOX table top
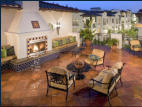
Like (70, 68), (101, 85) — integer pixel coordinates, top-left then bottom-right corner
(74, 60), (85, 69)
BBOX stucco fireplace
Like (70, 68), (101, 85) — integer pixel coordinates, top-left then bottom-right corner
(6, 1), (53, 59)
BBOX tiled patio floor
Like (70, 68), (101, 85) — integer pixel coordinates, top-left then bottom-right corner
(1, 47), (142, 106)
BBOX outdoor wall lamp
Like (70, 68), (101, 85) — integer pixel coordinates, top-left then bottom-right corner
(56, 22), (61, 35)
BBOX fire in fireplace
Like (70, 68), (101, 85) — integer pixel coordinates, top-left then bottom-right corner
(29, 41), (46, 53)
(27, 36), (48, 57)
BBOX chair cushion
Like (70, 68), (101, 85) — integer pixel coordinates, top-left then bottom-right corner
(52, 40), (59, 48)
(130, 40), (141, 46)
(50, 79), (74, 90)
(1, 48), (7, 58)
(102, 72), (113, 88)
(48, 66), (67, 75)
(112, 62), (123, 69)
(62, 38), (66, 45)
(132, 45), (141, 48)
(133, 47), (142, 51)
(92, 49), (104, 58)
(1, 55), (16, 63)
(6, 46), (15, 56)
(58, 40), (63, 46)
(85, 58), (93, 65)
(66, 38), (70, 44)
(48, 66), (72, 80)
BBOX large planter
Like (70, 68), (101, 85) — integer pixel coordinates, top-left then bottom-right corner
(85, 39), (91, 48)
(112, 44), (118, 52)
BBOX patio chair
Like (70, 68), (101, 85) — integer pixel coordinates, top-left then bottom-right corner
(129, 40), (142, 55)
(89, 68), (119, 106)
(85, 49), (105, 70)
(89, 62), (125, 106)
(45, 66), (75, 101)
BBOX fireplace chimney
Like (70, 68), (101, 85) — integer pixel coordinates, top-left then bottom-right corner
(8, 1), (50, 33)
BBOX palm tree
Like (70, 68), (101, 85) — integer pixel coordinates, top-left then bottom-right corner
(107, 29), (112, 39)
(80, 18), (96, 48)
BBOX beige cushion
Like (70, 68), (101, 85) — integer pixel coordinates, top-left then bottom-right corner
(112, 62), (123, 69)
(48, 66), (67, 75)
(89, 78), (116, 95)
(130, 40), (141, 46)
(130, 40), (142, 51)
(92, 49), (104, 58)
(48, 66), (74, 90)
(85, 58), (93, 65)
(1, 55), (16, 64)
(48, 66), (72, 80)
(102, 72), (113, 88)
(133, 48), (142, 51)
(50, 79), (74, 90)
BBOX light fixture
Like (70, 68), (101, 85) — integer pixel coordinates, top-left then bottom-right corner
(56, 22), (61, 35)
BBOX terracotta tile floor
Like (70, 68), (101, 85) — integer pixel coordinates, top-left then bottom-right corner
(1, 47), (142, 106)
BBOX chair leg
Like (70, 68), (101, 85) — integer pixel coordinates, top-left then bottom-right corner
(107, 94), (112, 107)
(46, 87), (49, 96)
(66, 90), (68, 101)
(94, 65), (97, 70)
(89, 88), (91, 97)
(115, 87), (118, 96)
(120, 77), (123, 86)
(73, 78), (75, 88)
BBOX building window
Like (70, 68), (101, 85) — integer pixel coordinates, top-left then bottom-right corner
(112, 19), (114, 23)
(97, 17), (101, 24)
(103, 18), (107, 25)
(72, 28), (78, 33)
(72, 20), (79, 26)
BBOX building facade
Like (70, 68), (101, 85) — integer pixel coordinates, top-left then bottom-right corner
(73, 8), (134, 40)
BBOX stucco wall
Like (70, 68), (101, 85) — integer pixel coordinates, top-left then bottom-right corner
(39, 10), (73, 38)
(138, 28), (142, 40)
(1, 8), (18, 46)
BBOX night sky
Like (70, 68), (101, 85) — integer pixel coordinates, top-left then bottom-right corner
(46, 1), (142, 12)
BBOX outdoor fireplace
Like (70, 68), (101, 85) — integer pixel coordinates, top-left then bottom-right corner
(27, 36), (48, 57)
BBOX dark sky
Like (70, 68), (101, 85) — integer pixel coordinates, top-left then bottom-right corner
(47, 1), (142, 12)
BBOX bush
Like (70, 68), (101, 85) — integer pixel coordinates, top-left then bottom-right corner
(93, 39), (108, 46)
(106, 38), (119, 47)
(123, 44), (130, 49)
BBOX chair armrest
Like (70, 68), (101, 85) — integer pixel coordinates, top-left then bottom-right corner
(69, 74), (75, 80)
(90, 79), (109, 86)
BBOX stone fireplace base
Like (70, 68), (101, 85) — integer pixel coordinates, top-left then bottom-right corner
(10, 50), (60, 72)
(8, 43), (77, 72)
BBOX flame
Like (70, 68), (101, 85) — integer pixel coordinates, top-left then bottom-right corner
(33, 45), (39, 52)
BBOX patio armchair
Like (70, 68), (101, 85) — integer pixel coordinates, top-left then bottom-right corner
(129, 40), (142, 55)
(88, 61), (125, 106)
(45, 66), (75, 101)
(89, 69), (119, 106)
(85, 49), (105, 70)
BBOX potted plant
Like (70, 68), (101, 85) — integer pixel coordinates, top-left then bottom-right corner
(80, 19), (96, 48)
(106, 38), (113, 47)
(106, 38), (119, 49)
